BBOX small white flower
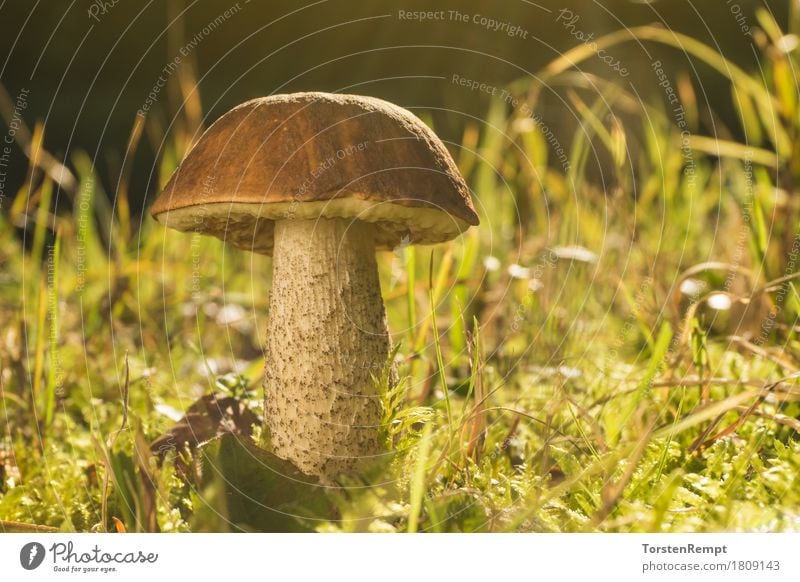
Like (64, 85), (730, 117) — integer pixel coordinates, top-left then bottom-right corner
(508, 263), (530, 279)
(154, 403), (183, 422)
(680, 278), (705, 296)
(216, 303), (246, 325)
(551, 245), (598, 263)
(707, 293), (732, 311)
(483, 256), (501, 271)
(777, 34), (799, 54)
(558, 366), (582, 379)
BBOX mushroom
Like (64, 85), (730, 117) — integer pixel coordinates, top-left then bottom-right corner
(150, 92), (479, 480)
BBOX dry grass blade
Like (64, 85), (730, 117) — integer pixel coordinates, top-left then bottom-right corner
(0, 82), (76, 194)
(699, 393), (766, 445)
(754, 271), (800, 295)
(565, 394), (607, 455)
(589, 376), (800, 409)
(462, 321), (486, 461)
(735, 407), (800, 432)
(728, 336), (799, 372)
(114, 114), (146, 243)
(687, 414), (726, 455)
(691, 375), (799, 451)
(687, 136), (776, 165)
(655, 389), (771, 439)
(540, 25), (779, 109)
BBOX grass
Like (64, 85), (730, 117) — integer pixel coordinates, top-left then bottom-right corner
(1, 8), (800, 532)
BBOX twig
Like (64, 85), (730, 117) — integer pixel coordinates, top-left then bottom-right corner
(753, 271), (800, 296)
(0, 519), (58, 533)
(733, 407), (800, 432)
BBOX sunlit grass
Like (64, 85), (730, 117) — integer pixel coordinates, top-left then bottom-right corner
(1, 7), (800, 532)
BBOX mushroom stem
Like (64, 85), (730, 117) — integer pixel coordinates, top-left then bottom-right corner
(264, 217), (392, 479)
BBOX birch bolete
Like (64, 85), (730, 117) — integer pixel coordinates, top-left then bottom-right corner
(150, 92), (479, 479)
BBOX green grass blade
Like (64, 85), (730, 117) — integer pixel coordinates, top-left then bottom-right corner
(31, 180), (53, 270)
(428, 252), (453, 427)
(45, 231), (61, 427)
(405, 244), (417, 348)
(407, 421), (434, 533)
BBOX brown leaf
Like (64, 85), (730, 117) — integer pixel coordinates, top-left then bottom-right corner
(150, 394), (260, 464)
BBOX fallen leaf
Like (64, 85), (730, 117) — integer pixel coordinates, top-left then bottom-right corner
(150, 394), (260, 463)
(111, 516), (126, 533)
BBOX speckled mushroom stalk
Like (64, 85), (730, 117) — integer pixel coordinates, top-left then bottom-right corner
(264, 218), (390, 479)
(150, 92), (479, 482)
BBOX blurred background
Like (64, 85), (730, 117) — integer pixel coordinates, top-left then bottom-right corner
(0, 0), (785, 216)
(2, 0), (800, 533)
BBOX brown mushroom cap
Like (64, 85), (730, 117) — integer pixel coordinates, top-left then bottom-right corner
(150, 92), (479, 255)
